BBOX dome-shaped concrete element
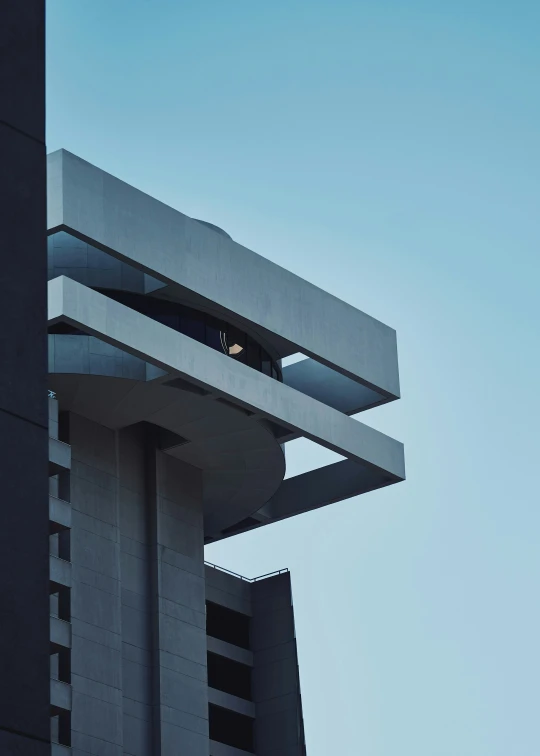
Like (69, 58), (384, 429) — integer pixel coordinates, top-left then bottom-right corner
(192, 219), (232, 239)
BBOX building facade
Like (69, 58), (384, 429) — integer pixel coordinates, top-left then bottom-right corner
(0, 4), (50, 756)
(47, 149), (405, 755)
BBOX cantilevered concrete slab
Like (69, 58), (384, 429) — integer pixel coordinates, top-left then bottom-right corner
(49, 276), (405, 483)
(47, 149), (400, 399)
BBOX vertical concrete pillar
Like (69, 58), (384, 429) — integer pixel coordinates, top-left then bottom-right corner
(65, 415), (209, 755)
(150, 448), (209, 756)
(252, 573), (306, 756)
(67, 413), (124, 755)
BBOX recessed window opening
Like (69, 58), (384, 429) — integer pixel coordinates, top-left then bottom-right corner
(207, 652), (252, 701)
(209, 703), (254, 753)
(206, 601), (251, 650)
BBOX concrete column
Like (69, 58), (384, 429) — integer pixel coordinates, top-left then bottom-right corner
(252, 573), (306, 756)
(65, 415), (209, 755)
(67, 413), (124, 756)
(150, 445), (209, 755)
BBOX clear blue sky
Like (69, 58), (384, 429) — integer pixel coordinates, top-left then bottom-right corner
(46, 2), (540, 754)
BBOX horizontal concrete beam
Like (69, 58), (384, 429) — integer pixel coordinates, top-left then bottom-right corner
(50, 616), (72, 652)
(216, 459), (395, 540)
(48, 276), (405, 481)
(207, 636), (254, 667)
(282, 357), (389, 415)
(50, 679), (71, 714)
(208, 687), (255, 719)
(47, 149), (400, 398)
(49, 555), (71, 592)
(273, 459), (389, 514)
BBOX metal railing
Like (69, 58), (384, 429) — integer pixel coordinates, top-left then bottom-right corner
(204, 561), (288, 583)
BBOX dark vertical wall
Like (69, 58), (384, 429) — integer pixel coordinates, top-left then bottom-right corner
(0, 2), (49, 754)
(252, 573), (307, 756)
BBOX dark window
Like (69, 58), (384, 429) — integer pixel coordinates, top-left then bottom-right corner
(209, 704), (254, 753)
(206, 601), (251, 650)
(94, 289), (282, 380)
(207, 652), (252, 701)
(154, 313), (178, 330)
(181, 311), (205, 343)
(246, 338), (261, 371)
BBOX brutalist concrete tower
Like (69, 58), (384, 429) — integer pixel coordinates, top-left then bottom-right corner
(46, 150), (405, 756)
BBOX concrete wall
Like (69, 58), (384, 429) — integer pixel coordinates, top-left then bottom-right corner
(0, 3), (50, 754)
(49, 276), (405, 483)
(251, 574), (306, 756)
(47, 149), (400, 398)
(64, 413), (209, 755)
(49, 334), (148, 381)
(47, 231), (164, 294)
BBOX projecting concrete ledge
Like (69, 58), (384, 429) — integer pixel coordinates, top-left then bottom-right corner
(208, 687), (255, 718)
(50, 679), (72, 713)
(209, 739), (255, 756)
(207, 635), (254, 667)
(50, 615), (72, 652)
(49, 495), (71, 533)
(47, 148), (401, 397)
(49, 436), (71, 476)
(49, 555), (72, 592)
(48, 276), (405, 481)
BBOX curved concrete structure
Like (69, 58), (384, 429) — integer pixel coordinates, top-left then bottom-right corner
(49, 367), (285, 537)
(45, 149), (405, 755)
(48, 149), (400, 399)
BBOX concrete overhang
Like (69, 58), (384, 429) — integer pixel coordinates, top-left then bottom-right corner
(50, 615), (72, 653)
(47, 149), (400, 401)
(48, 276), (405, 483)
(49, 436), (71, 476)
(49, 555), (72, 592)
(49, 495), (71, 534)
(50, 679), (72, 715)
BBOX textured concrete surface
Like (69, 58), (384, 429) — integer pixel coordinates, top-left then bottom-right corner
(47, 149), (400, 398)
(63, 413), (209, 755)
(205, 566), (306, 755)
(43, 148), (406, 753)
(48, 276), (405, 481)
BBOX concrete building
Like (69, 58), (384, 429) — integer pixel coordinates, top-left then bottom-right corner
(47, 149), (405, 756)
(0, 4), (50, 756)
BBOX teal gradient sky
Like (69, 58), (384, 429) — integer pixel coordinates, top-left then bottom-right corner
(47, 2), (540, 754)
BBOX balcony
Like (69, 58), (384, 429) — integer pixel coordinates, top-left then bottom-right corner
(50, 678), (71, 715)
(49, 437), (71, 476)
(49, 555), (72, 592)
(49, 495), (71, 534)
(50, 615), (72, 653)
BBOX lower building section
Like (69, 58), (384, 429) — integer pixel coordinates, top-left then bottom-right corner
(49, 402), (306, 755)
(205, 565), (307, 756)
